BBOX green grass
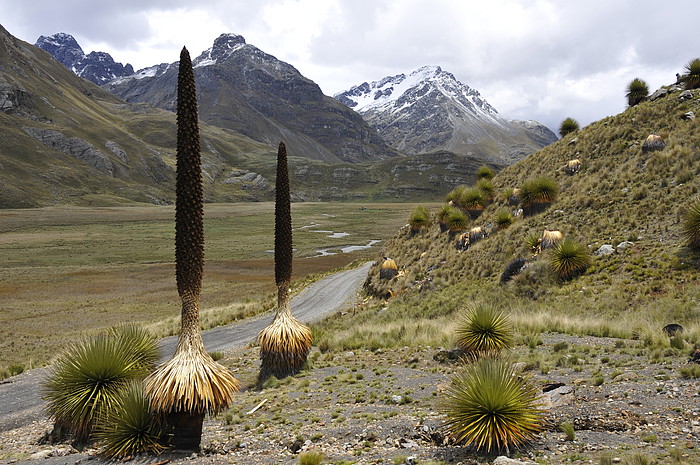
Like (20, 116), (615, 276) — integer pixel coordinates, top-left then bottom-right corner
(0, 202), (421, 377)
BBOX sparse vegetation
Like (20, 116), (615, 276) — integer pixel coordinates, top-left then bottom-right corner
(682, 199), (700, 250)
(476, 165), (495, 180)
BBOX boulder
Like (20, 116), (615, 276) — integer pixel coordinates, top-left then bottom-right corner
(594, 244), (615, 256)
(493, 456), (538, 465)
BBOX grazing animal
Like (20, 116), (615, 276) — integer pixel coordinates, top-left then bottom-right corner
(564, 159), (582, 175)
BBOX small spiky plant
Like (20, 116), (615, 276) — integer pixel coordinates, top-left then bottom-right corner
(258, 141), (313, 381)
(94, 381), (165, 458)
(476, 165), (495, 180)
(455, 303), (513, 356)
(441, 358), (544, 453)
(626, 78), (649, 107)
(437, 204), (456, 232)
(682, 199), (700, 250)
(495, 208), (515, 230)
(520, 177), (558, 215)
(145, 47), (239, 452)
(681, 58), (700, 89)
(445, 185), (468, 205)
(548, 238), (592, 280)
(43, 331), (155, 443)
(446, 208), (469, 236)
(559, 117), (579, 137)
(476, 178), (495, 200)
(409, 205), (431, 234)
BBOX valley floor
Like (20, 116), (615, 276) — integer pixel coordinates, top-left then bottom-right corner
(1, 333), (698, 465)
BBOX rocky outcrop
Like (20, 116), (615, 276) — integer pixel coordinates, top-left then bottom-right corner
(23, 127), (115, 175)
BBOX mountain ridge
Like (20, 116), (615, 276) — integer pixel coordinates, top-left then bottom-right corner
(335, 65), (557, 163)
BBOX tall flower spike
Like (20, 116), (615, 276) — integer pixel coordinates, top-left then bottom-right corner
(258, 142), (312, 381)
(145, 46), (239, 452)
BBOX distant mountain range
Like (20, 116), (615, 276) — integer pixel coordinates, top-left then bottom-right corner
(335, 66), (557, 163)
(0, 26), (557, 208)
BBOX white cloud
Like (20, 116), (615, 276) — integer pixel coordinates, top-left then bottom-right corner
(1, 0), (698, 133)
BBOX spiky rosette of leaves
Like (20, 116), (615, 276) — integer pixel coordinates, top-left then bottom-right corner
(455, 304), (513, 355)
(520, 177), (558, 214)
(94, 381), (165, 458)
(681, 58), (700, 89)
(409, 205), (431, 233)
(437, 204), (457, 232)
(446, 208), (469, 234)
(459, 187), (487, 212)
(445, 185), (468, 205)
(559, 117), (579, 137)
(441, 358), (545, 452)
(548, 238), (592, 280)
(476, 178), (495, 200)
(682, 200), (700, 250)
(626, 78), (649, 107)
(495, 209), (515, 230)
(43, 332), (152, 443)
(476, 165), (495, 180)
(107, 324), (160, 370)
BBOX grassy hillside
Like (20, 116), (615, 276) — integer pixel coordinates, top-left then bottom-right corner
(317, 84), (699, 349)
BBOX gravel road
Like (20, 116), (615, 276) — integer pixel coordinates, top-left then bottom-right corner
(0, 262), (372, 433)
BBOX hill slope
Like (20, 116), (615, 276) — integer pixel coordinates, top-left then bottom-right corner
(363, 82), (700, 333)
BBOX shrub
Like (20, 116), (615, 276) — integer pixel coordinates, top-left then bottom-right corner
(679, 364), (700, 379)
(495, 209), (515, 230)
(299, 449), (324, 465)
(445, 185), (468, 204)
(437, 204), (458, 232)
(626, 78), (649, 107)
(441, 358), (544, 452)
(409, 206), (431, 233)
(457, 187), (487, 218)
(43, 326), (158, 442)
(559, 117), (580, 137)
(548, 238), (592, 280)
(455, 303), (513, 355)
(94, 381), (165, 458)
(476, 165), (495, 180)
(681, 200), (700, 250)
(681, 57), (700, 89)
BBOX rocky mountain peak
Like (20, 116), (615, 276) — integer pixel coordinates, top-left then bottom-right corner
(35, 33), (84, 68)
(35, 33), (133, 85)
(194, 33), (248, 67)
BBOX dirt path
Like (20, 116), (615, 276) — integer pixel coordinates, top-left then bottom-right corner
(0, 262), (372, 433)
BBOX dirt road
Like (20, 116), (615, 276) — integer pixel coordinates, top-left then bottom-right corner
(0, 262), (371, 432)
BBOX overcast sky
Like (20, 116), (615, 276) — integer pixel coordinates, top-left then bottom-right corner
(1, 0), (698, 133)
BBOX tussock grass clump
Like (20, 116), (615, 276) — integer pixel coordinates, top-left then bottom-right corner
(494, 208), (515, 230)
(476, 178), (495, 200)
(437, 204), (457, 232)
(477, 165), (495, 180)
(520, 176), (558, 215)
(455, 304), (513, 356)
(441, 358), (544, 452)
(94, 381), (165, 458)
(446, 208), (469, 234)
(298, 449), (324, 465)
(548, 238), (592, 280)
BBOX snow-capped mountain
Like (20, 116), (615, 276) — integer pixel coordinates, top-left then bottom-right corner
(335, 66), (556, 163)
(35, 33), (134, 84)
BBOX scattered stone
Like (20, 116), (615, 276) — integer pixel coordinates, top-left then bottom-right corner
(616, 241), (634, 251)
(493, 456), (538, 465)
(594, 245), (615, 256)
(681, 111), (695, 120)
(567, 137), (579, 145)
(27, 450), (53, 460)
(391, 395), (404, 404)
(433, 348), (463, 363)
(678, 90), (694, 101)
(542, 385), (575, 408)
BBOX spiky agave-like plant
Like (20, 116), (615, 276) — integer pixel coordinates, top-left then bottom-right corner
(626, 78), (649, 107)
(520, 176), (558, 215)
(495, 208), (515, 230)
(144, 47), (239, 451)
(441, 358), (545, 453)
(409, 205), (431, 234)
(258, 141), (313, 381)
(681, 58), (700, 89)
(43, 332), (153, 443)
(547, 238), (592, 280)
(559, 117), (579, 137)
(94, 381), (165, 458)
(682, 199), (700, 250)
(455, 303), (513, 357)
